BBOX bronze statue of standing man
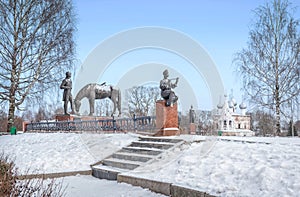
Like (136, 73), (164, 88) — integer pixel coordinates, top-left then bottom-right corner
(189, 105), (195, 123)
(160, 69), (179, 107)
(60, 71), (75, 115)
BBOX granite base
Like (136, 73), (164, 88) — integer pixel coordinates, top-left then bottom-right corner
(155, 100), (179, 136)
(189, 123), (196, 135)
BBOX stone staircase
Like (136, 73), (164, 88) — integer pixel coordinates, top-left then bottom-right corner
(91, 136), (184, 180)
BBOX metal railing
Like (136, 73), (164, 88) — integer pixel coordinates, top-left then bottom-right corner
(25, 116), (156, 133)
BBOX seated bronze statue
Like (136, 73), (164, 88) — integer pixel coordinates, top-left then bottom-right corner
(160, 69), (179, 107)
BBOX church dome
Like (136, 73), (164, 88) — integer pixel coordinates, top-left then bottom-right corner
(228, 100), (234, 108)
(239, 102), (247, 109)
(232, 98), (237, 106)
(217, 103), (223, 109)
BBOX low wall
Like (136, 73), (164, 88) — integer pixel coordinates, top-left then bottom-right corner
(24, 115), (156, 133)
(118, 174), (171, 196)
(117, 174), (215, 197)
(17, 170), (92, 180)
(171, 184), (215, 197)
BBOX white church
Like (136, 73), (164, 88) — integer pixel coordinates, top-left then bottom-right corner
(213, 94), (255, 136)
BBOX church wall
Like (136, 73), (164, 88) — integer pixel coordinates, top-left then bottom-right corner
(232, 114), (251, 130)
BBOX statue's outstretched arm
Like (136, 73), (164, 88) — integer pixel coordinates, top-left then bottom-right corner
(171, 77), (179, 88)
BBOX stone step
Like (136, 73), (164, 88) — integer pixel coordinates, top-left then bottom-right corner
(129, 141), (174, 150)
(92, 165), (125, 180)
(112, 152), (154, 162)
(139, 136), (183, 144)
(120, 147), (163, 156)
(91, 136), (185, 181)
(102, 158), (144, 170)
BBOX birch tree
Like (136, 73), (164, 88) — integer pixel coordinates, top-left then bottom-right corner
(234, 0), (300, 135)
(0, 0), (76, 131)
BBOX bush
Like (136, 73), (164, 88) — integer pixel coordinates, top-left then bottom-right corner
(0, 154), (16, 196)
(0, 153), (65, 197)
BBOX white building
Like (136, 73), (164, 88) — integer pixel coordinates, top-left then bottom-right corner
(213, 94), (255, 136)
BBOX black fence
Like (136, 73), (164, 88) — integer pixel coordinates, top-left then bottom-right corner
(25, 116), (156, 133)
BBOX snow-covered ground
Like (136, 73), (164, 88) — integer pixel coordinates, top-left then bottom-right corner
(1, 132), (300, 197)
(0, 133), (139, 174)
(128, 136), (300, 196)
(61, 175), (166, 197)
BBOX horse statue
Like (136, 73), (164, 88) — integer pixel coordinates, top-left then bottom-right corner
(74, 83), (121, 116)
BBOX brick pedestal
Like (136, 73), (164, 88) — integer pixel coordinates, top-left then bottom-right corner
(155, 100), (179, 136)
(55, 114), (77, 121)
(189, 123), (196, 135)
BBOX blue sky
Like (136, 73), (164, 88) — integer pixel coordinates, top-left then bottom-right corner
(73, 0), (300, 112)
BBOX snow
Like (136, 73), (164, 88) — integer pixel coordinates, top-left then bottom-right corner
(61, 175), (165, 197)
(0, 133), (138, 174)
(129, 136), (300, 196)
(1, 133), (300, 196)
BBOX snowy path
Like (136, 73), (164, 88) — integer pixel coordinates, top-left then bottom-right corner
(61, 175), (166, 197)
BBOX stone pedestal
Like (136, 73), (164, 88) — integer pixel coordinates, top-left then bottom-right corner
(55, 114), (112, 121)
(155, 100), (179, 136)
(189, 123), (196, 135)
(22, 121), (29, 132)
(55, 114), (77, 121)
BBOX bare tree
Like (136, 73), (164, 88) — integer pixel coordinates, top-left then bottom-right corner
(251, 110), (276, 136)
(127, 86), (160, 117)
(0, 0), (76, 132)
(95, 99), (112, 116)
(234, 0), (300, 135)
(197, 110), (213, 135)
(0, 153), (65, 197)
(0, 109), (7, 132)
